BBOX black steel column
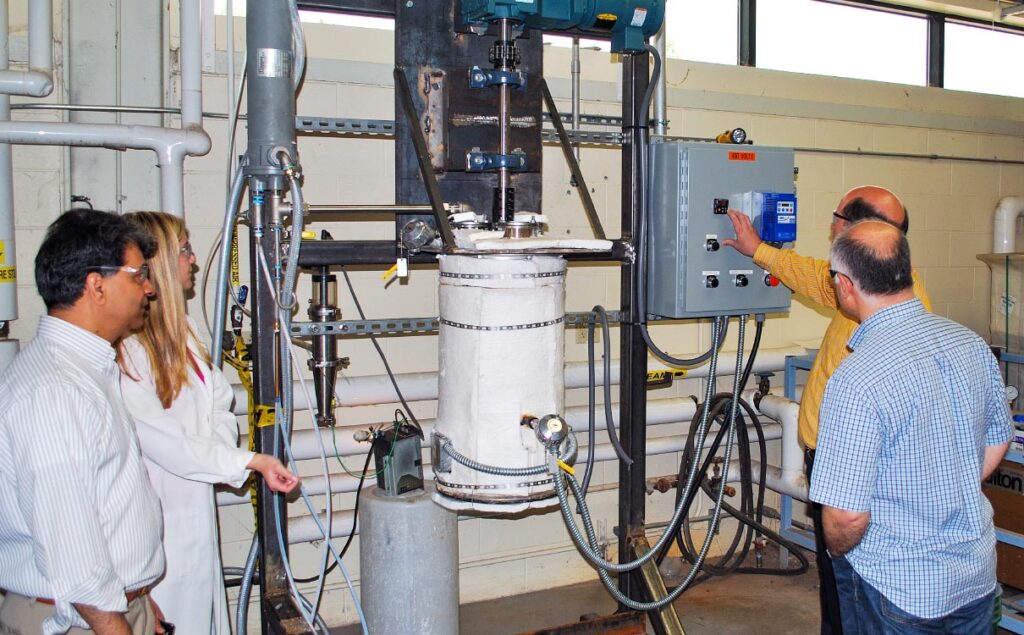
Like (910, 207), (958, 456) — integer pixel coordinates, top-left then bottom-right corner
(739, 0), (756, 67)
(617, 49), (650, 609)
(927, 13), (944, 88)
(244, 1), (307, 633)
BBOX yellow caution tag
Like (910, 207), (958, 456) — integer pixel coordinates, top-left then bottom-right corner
(0, 266), (16, 282)
(230, 226), (240, 288)
(646, 369), (688, 382)
(0, 239), (6, 264)
(253, 404), (277, 428)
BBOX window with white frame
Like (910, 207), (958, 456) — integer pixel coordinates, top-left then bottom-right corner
(665, 0), (738, 65)
(756, 0), (927, 86)
(945, 22), (1024, 99)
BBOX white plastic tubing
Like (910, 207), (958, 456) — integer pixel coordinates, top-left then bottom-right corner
(992, 196), (1024, 254)
(0, 0), (210, 218)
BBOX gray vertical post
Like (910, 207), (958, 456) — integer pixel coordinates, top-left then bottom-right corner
(244, 1), (307, 633)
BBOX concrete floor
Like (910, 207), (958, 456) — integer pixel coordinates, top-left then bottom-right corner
(458, 558), (820, 635)
(335, 551), (823, 634)
(335, 554), (1022, 633)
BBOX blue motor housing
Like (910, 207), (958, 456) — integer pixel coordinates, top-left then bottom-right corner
(461, 0), (665, 53)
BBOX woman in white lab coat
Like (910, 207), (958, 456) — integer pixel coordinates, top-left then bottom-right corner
(118, 211), (300, 635)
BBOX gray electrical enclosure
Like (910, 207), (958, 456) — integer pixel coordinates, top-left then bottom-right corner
(647, 141), (796, 318)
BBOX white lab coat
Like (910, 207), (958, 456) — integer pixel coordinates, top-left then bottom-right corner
(119, 320), (253, 635)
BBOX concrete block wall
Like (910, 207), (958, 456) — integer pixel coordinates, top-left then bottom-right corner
(5, 8), (1023, 629)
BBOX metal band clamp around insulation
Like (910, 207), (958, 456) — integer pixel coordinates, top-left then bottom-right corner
(439, 270), (565, 280)
(440, 317), (564, 331)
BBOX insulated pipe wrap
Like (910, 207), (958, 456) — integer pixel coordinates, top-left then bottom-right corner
(433, 255), (566, 513)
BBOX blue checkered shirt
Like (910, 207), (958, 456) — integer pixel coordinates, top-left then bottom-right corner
(809, 299), (1013, 619)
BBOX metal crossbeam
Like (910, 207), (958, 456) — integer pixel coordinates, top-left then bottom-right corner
(294, 115), (626, 146)
(295, 116), (396, 135)
(289, 311), (623, 337)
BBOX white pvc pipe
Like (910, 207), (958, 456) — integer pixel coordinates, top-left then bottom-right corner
(232, 346), (808, 414)
(754, 394), (802, 480)
(0, 1), (210, 218)
(992, 196), (1024, 254)
(0, 0), (53, 98)
(179, 0), (203, 129)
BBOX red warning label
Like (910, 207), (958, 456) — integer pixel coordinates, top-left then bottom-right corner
(728, 151), (757, 161)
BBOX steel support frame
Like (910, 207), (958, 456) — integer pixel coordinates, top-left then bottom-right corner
(244, 1), (309, 633)
(617, 49), (668, 631)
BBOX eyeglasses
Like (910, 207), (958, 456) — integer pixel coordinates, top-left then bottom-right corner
(179, 241), (194, 257)
(828, 267), (848, 282)
(832, 211), (852, 223)
(88, 264), (150, 284)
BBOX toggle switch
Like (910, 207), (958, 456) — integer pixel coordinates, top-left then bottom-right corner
(705, 275), (719, 289)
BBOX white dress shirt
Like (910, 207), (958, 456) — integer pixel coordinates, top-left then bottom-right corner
(0, 316), (165, 634)
(119, 317), (253, 635)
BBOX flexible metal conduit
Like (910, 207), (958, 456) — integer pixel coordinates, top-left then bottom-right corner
(230, 346), (808, 413)
(271, 422), (785, 545)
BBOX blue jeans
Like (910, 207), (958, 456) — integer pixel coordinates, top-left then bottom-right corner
(831, 555), (995, 634)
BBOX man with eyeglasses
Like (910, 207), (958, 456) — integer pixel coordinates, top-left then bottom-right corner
(0, 209), (165, 635)
(810, 220), (1010, 632)
(722, 185), (930, 634)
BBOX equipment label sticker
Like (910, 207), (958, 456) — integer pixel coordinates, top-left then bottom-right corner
(0, 266), (15, 282)
(631, 8), (648, 27)
(257, 48), (292, 78)
(728, 151), (757, 161)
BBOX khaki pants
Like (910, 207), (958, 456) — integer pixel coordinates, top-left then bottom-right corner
(0, 593), (154, 635)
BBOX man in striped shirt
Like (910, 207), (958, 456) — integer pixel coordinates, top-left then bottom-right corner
(0, 210), (165, 635)
(723, 185), (930, 634)
(810, 220), (1011, 631)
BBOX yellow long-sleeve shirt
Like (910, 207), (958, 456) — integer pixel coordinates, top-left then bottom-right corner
(753, 243), (932, 449)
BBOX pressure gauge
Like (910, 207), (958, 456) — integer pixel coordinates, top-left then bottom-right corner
(1006, 385), (1019, 403)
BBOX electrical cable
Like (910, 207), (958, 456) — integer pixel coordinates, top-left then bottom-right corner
(551, 318), (745, 610)
(632, 42), (726, 368)
(292, 426), (380, 583)
(547, 318), (727, 577)
(211, 166), (248, 367)
(287, 0), (306, 91)
(249, 235), (369, 634)
(653, 314), (808, 584)
(593, 305), (631, 466)
(339, 268), (423, 428)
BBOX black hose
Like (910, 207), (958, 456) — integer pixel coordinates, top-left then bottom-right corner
(652, 314), (808, 582)
(291, 442), (374, 584)
(633, 41), (728, 368)
(580, 313), (597, 499)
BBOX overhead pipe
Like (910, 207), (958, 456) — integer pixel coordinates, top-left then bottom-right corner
(0, 0), (210, 217)
(992, 196), (1024, 253)
(231, 345), (808, 414)
(651, 21), (667, 136)
(0, 0), (53, 98)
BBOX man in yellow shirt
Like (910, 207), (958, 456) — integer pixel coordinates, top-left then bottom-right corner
(722, 185), (931, 635)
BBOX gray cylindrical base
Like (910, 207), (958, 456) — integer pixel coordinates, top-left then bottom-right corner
(359, 482), (459, 634)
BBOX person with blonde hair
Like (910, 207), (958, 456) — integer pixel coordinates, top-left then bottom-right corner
(117, 211), (299, 635)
